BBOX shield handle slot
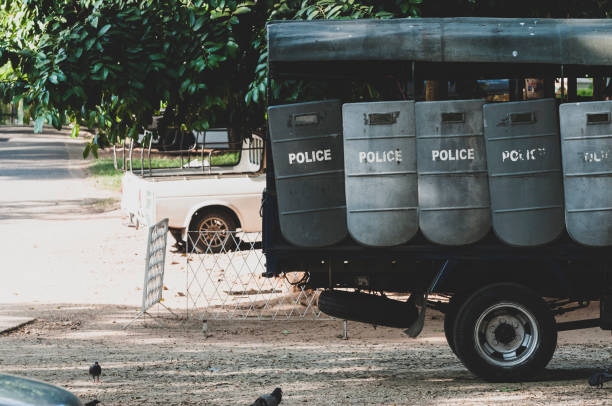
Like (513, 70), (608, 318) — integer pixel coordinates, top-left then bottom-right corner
(509, 112), (536, 125)
(364, 111), (399, 125)
(441, 112), (465, 124)
(586, 112), (610, 125)
(292, 113), (320, 127)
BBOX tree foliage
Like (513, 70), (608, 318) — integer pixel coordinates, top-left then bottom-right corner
(0, 0), (609, 156)
(0, 0), (260, 156)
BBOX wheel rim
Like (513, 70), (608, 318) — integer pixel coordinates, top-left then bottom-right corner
(198, 216), (230, 250)
(473, 302), (540, 367)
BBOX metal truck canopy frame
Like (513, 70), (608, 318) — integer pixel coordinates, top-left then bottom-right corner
(267, 18), (612, 66)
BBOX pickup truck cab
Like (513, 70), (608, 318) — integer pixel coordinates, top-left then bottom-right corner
(121, 133), (264, 251)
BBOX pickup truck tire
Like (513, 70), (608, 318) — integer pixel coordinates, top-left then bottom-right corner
(452, 283), (557, 382)
(189, 210), (237, 253)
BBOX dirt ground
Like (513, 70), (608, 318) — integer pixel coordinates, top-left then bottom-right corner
(1, 127), (611, 405)
(0, 303), (611, 406)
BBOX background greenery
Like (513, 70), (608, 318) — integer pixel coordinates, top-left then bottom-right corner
(0, 0), (609, 156)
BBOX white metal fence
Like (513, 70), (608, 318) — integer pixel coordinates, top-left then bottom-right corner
(185, 231), (325, 320)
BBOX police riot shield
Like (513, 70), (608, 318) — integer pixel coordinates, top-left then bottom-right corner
(343, 101), (417, 246)
(267, 100), (347, 247)
(483, 98), (564, 246)
(416, 99), (490, 245)
(560, 101), (612, 246)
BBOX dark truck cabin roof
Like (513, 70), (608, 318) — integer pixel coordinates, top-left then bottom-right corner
(267, 17), (612, 79)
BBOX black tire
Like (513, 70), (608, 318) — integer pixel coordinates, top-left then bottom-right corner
(444, 292), (470, 355)
(318, 290), (418, 328)
(453, 283), (557, 382)
(188, 210), (237, 253)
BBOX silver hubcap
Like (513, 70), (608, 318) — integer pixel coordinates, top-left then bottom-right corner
(474, 302), (539, 367)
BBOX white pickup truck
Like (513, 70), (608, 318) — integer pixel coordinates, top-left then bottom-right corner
(121, 133), (265, 251)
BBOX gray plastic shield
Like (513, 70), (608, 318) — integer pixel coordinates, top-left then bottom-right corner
(268, 100), (347, 247)
(343, 101), (417, 246)
(416, 99), (490, 245)
(560, 101), (612, 246)
(483, 98), (564, 246)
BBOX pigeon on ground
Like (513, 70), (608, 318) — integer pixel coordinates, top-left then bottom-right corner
(84, 400), (101, 406)
(588, 370), (612, 388)
(89, 361), (102, 383)
(250, 387), (282, 406)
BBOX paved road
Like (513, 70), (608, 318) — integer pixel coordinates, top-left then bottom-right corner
(0, 126), (187, 307)
(0, 126), (105, 221)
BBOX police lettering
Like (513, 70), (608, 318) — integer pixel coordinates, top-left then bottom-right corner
(501, 147), (546, 162)
(288, 149), (332, 165)
(431, 148), (475, 161)
(582, 150), (610, 163)
(358, 149), (402, 163)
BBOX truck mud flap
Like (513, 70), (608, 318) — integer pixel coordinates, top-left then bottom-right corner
(343, 101), (418, 246)
(416, 99), (491, 245)
(560, 101), (612, 246)
(267, 100), (347, 247)
(483, 98), (564, 246)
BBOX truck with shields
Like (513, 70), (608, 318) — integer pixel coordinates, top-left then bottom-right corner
(262, 18), (612, 381)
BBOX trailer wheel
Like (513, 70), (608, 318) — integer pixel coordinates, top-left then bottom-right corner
(189, 210), (237, 253)
(453, 283), (557, 381)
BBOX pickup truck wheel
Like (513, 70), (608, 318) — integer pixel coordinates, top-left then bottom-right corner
(190, 211), (237, 253)
(453, 283), (557, 382)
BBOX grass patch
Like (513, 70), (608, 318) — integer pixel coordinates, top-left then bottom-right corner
(89, 159), (123, 191)
(88, 152), (241, 191)
(211, 151), (240, 166)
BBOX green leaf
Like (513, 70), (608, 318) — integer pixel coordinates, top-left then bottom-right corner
(98, 24), (112, 37)
(226, 40), (238, 58)
(73, 86), (86, 99)
(91, 63), (103, 73)
(233, 6), (251, 15)
(85, 38), (96, 50)
(71, 124), (80, 139)
(193, 17), (205, 31)
(34, 116), (45, 133)
(83, 143), (91, 159)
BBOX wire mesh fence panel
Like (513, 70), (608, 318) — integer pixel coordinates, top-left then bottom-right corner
(185, 231), (326, 320)
(142, 219), (169, 312)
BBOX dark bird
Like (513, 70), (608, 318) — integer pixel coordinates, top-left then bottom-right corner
(250, 387), (282, 406)
(589, 370), (612, 388)
(89, 361), (102, 383)
(84, 400), (101, 406)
